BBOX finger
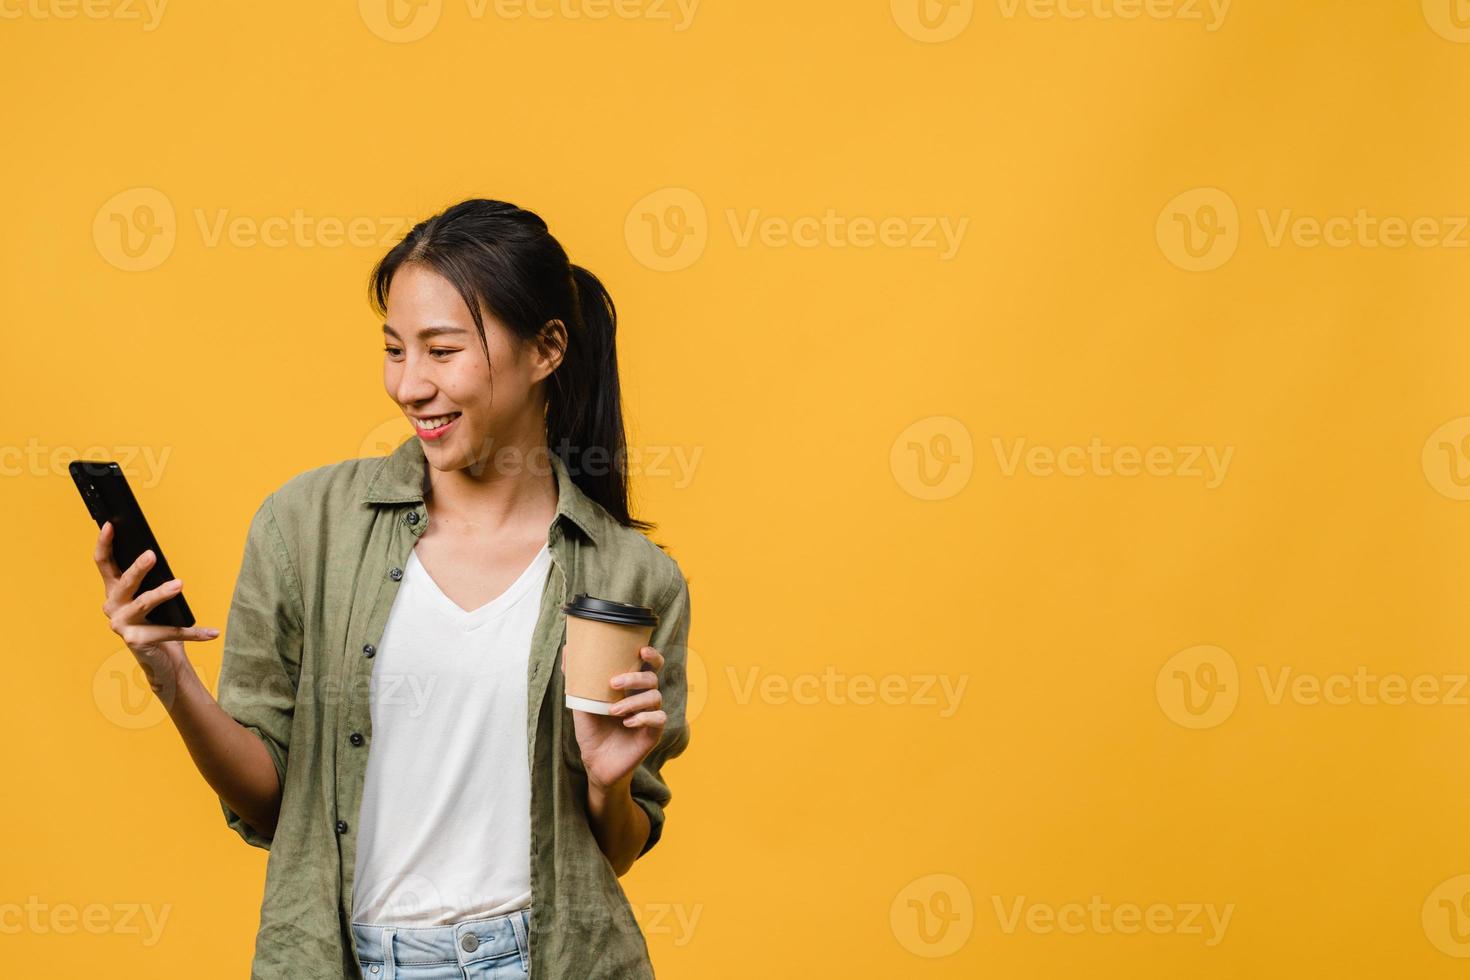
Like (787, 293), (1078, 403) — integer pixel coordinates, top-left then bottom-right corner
(610, 689), (663, 716)
(108, 549), (158, 610)
(121, 623), (221, 647)
(93, 521), (121, 586)
(638, 645), (665, 671)
(115, 576), (182, 625)
(611, 670), (660, 692)
(620, 709), (667, 729)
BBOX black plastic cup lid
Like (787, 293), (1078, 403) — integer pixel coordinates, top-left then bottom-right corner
(562, 593), (659, 628)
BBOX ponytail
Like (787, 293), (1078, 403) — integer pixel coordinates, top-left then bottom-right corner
(549, 264), (649, 531)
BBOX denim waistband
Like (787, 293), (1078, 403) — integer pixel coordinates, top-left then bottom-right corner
(352, 906), (532, 974)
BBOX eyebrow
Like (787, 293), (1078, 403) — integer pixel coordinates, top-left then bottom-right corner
(382, 324), (472, 340)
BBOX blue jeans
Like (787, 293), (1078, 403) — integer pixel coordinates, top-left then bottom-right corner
(351, 906), (532, 980)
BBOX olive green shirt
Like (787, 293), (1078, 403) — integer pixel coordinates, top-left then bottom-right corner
(214, 435), (692, 979)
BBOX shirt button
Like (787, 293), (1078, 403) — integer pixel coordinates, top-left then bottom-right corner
(349, 732), (364, 746)
(363, 643), (376, 658)
(336, 820), (348, 834)
(461, 933), (479, 952)
(389, 567), (403, 581)
(406, 511), (420, 525)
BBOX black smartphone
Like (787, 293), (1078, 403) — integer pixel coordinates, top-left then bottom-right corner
(70, 460), (195, 628)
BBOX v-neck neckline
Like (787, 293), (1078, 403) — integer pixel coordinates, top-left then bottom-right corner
(406, 543), (551, 630)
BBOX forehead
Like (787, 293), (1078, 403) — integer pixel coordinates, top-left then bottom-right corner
(385, 263), (471, 317)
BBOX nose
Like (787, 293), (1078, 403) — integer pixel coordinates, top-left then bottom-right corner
(389, 351), (438, 408)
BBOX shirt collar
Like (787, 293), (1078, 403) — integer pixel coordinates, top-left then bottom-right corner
(360, 435), (603, 545)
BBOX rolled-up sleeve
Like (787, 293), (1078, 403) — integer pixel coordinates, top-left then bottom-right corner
(629, 563), (693, 858)
(215, 493), (304, 850)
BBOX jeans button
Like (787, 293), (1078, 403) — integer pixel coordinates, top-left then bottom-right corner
(461, 932), (479, 952)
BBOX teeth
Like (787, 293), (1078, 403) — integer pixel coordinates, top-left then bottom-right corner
(413, 413), (459, 430)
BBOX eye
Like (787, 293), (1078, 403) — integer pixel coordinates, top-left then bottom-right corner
(430, 348), (457, 358)
(383, 345), (403, 357)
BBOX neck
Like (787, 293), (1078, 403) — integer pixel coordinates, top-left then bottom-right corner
(424, 423), (558, 533)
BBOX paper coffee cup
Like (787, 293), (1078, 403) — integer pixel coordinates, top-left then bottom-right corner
(561, 594), (660, 714)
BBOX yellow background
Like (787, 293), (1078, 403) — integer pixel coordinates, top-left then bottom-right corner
(5, 0), (1470, 976)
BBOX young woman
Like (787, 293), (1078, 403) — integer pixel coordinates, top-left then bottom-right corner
(90, 199), (693, 980)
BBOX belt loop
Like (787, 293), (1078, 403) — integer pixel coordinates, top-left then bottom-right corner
(510, 909), (531, 973)
(381, 925), (396, 980)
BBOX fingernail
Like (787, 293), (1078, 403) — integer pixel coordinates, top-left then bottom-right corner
(205, 628), (220, 636)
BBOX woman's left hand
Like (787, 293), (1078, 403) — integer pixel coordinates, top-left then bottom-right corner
(568, 644), (666, 791)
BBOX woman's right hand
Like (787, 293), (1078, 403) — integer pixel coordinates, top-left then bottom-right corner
(94, 520), (220, 707)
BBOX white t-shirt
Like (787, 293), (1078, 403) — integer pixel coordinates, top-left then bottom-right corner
(351, 542), (553, 925)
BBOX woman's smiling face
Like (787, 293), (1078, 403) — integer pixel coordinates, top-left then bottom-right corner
(381, 262), (558, 473)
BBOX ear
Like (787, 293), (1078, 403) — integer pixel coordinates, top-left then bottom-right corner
(530, 318), (567, 383)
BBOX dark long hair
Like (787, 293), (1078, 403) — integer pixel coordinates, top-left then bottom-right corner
(368, 198), (651, 533)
